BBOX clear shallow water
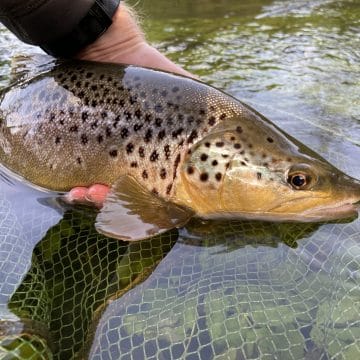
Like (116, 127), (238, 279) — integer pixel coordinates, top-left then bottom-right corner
(0, 0), (360, 359)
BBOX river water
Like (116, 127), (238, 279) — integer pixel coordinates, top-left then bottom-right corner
(0, 0), (359, 359)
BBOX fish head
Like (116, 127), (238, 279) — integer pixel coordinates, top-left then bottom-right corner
(178, 117), (360, 223)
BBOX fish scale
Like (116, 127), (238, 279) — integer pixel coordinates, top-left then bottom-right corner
(0, 60), (239, 196)
(1, 58), (360, 241)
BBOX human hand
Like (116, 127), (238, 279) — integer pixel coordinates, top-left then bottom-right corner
(77, 3), (195, 78)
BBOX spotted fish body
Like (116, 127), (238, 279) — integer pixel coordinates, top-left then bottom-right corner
(0, 60), (239, 195)
(1, 58), (360, 240)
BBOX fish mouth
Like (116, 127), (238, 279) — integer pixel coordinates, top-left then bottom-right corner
(300, 202), (359, 222)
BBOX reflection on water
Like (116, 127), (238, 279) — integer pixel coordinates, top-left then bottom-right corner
(0, 0), (360, 359)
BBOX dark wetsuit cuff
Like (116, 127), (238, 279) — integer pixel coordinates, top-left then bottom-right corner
(0, 0), (121, 57)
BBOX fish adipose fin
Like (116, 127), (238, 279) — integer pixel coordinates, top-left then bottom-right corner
(95, 176), (194, 241)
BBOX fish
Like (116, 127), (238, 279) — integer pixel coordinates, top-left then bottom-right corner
(0, 56), (359, 241)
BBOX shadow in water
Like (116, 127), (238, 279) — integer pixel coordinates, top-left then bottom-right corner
(4, 206), (177, 359)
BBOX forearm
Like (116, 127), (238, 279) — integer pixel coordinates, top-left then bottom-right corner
(77, 4), (195, 78)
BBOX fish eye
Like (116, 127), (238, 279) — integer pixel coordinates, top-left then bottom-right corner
(287, 173), (309, 189)
(286, 164), (317, 190)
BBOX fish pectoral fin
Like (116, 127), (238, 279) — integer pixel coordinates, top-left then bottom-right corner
(95, 175), (194, 241)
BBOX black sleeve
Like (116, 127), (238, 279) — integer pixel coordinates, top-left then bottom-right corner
(0, 0), (120, 57)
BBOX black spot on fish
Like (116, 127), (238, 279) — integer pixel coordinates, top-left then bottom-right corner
(172, 87), (179, 93)
(177, 114), (184, 121)
(113, 116), (121, 128)
(230, 136), (236, 141)
(144, 129), (153, 142)
(222, 154), (229, 158)
(160, 168), (167, 179)
(91, 85), (98, 91)
(205, 142), (211, 148)
(200, 154), (208, 161)
(267, 137), (274, 143)
(139, 147), (145, 158)
(152, 188), (159, 195)
(187, 166), (194, 175)
(134, 124), (143, 132)
(161, 90), (168, 97)
(164, 145), (171, 159)
(91, 100), (97, 107)
(220, 113), (227, 120)
(200, 173), (209, 182)
(76, 157), (82, 164)
(257, 172), (262, 180)
(166, 184), (173, 195)
(145, 114), (152, 123)
(287, 157), (292, 162)
(101, 111), (108, 119)
(108, 149), (118, 157)
(49, 113), (56, 122)
(187, 116), (195, 123)
(135, 109), (142, 119)
(187, 130), (198, 144)
(158, 130), (166, 141)
(97, 135), (103, 143)
(106, 127), (112, 138)
(129, 96), (137, 105)
(172, 128), (184, 138)
(150, 150), (159, 162)
(121, 128), (129, 139)
(124, 111), (132, 121)
(126, 143), (134, 154)
(91, 121), (98, 130)
(263, 162), (269, 167)
(208, 116), (216, 126)
(119, 99), (125, 107)
(215, 173), (222, 182)
(248, 144), (253, 149)
(241, 161), (247, 166)
(107, 76), (113, 82)
(55, 136), (61, 144)
(155, 118), (163, 127)
(212, 160), (218, 166)
(86, 72), (93, 78)
(216, 141), (224, 147)
(199, 109), (206, 116)
(173, 154), (181, 180)
(234, 143), (241, 149)
(142, 170), (148, 179)
(81, 134), (88, 145)
(131, 161), (138, 168)
(63, 84), (69, 90)
(69, 125), (78, 132)
(236, 126), (243, 134)
(81, 112), (88, 122)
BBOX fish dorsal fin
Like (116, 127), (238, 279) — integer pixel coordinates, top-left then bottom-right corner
(8, 53), (57, 86)
(95, 176), (194, 241)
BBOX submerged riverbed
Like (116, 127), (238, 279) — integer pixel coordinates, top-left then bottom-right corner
(0, 0), (359, 359)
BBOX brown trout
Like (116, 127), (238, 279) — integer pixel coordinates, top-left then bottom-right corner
(0, 57), (359, 241)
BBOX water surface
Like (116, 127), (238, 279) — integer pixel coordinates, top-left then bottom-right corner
(0, 0), (359, 359)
